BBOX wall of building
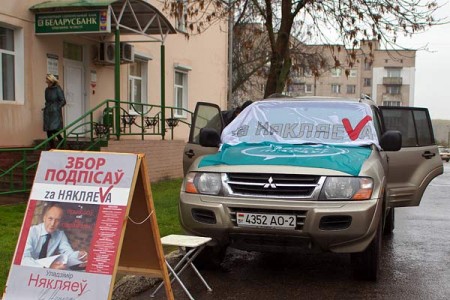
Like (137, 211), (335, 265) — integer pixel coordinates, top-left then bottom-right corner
(0, 2), (35, 147)
(0, 0), (228, 147)
(102, 140), (184, 181)
(372, 50), (416, 106)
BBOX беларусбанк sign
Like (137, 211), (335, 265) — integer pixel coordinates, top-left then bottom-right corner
(35, 10), (110, 34)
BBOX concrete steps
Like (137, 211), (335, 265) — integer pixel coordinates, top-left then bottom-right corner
(0, 139), (104, 196)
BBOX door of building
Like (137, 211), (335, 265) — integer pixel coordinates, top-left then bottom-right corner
(63, 59), (85, 135)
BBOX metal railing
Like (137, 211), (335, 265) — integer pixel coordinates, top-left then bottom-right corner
(0, 99), (192, 196)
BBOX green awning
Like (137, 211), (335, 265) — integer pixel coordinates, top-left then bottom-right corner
(30, 0), (176, 40)
(30, 0), (114, 9)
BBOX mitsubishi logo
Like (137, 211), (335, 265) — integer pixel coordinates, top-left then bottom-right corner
(263, 176), (277, 189)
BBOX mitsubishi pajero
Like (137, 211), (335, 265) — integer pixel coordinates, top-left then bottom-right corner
(179, 97), (443, 280)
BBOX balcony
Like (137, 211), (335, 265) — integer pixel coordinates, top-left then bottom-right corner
(383, 77), (402, 85)
(291, 76), (306, 84)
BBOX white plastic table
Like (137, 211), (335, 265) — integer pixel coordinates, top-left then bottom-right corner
(151, 234), (213, 300)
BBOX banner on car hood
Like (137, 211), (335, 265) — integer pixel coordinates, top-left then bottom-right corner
(221, 100), (380, 148)
(199, 142), (372, 175)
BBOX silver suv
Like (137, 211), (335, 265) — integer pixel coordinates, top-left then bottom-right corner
(180, 97), (443, 280)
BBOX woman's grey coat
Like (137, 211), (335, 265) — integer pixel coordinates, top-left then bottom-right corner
(43, 85), (66, 131)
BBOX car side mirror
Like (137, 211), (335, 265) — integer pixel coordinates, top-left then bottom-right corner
(199, 128), (221, 147)
(380, 130), (402, 151)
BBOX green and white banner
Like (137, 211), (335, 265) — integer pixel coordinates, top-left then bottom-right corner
(199, 142), (372, 176)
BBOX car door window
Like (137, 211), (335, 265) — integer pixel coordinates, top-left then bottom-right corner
(414, 110), (433, 146)
(379, 106), (442, 207)
(380, 107), (434, 147)
(189, 103), (223, 144)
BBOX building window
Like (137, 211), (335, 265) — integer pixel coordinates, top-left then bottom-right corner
(291, 69), (300, 78)
(331, 84), (341, 94)
(386, 67), (401, 77)
(0, 26), (17, 102)
(303, 68), (312, 77)
(386, 86), (401, 95)
(305, 84), (312, 93)
(347, 85), (356, 94)
(331, 67), (342, 77)
(63, 42), (83, 61)
(349, 69), (357, 77)
(176, 0), (187, 32)
(383, 101), (401, 107)
(364, 61), (372, 70)
(128, 58), (148, 113)
(174, 68), (189, 118)
(363, 78), (372, 87)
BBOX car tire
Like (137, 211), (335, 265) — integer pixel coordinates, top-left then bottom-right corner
(446, 158), (449, 162)
(383, 207), (395, 235)
(193, 244), (227, 270)
(351, 217), (382, 281)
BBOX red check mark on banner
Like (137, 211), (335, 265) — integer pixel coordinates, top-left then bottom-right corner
(342, 115), (372, 141)
(99, 185), (114, 203)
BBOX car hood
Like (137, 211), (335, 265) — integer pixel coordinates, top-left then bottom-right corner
(198, 142), (372, 176)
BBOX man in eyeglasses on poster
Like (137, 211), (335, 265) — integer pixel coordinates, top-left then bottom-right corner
(21, 202), (88, 270)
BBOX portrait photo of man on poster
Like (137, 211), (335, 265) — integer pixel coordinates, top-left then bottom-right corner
(21, 201), (98, 271)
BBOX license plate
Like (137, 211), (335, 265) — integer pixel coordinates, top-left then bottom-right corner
(236, 212), (296, 229)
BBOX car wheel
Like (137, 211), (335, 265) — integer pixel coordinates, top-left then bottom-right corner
(193, 244), (227, 270)
(383, 207), (395, 235)
(351, 217), (382, 281)
(446, 158), (449, 162)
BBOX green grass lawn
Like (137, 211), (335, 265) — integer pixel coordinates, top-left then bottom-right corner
(0, 178), (183, 295)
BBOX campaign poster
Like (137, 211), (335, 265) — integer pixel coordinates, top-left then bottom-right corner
(4, 151), (138, 300)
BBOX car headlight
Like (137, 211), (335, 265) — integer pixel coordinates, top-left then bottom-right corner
(184, 172), (222, 195)
(319, 177), (373, 200)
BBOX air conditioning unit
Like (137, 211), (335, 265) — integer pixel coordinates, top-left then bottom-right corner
(97, 42), (134, 64)
(121, 42), (134, 62)
(98, 42), (115, 64)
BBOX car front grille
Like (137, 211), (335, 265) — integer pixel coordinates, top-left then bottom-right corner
(225, 173), (324, 199)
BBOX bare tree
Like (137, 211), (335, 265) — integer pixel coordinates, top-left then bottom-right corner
(232, 23), (269, 103)
(163, 0), (442, 98)
(232, 22), (329, 102)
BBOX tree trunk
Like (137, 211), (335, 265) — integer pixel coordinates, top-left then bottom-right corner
(263, 0), (294, 98)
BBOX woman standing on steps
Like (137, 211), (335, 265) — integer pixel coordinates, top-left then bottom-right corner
(43, 74), (66, 149)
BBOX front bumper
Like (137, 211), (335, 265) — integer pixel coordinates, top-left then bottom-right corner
(179, 192), (382, 253)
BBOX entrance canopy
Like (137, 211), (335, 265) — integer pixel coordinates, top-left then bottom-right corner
(30, 0), (177, 42)
(30, 0), (177, 139)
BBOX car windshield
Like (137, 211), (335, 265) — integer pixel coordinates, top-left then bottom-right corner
(221, 100), (379, 148)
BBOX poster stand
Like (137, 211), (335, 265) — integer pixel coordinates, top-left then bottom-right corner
(3, 151), (174, 300)
(114, 154), (174, 299)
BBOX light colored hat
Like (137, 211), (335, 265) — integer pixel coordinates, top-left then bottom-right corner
(46, 74), (58, 84)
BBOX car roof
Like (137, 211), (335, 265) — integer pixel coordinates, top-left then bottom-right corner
(261, 96), (377, 107)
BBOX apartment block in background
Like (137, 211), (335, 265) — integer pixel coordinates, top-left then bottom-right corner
(287, 40), (416, 107)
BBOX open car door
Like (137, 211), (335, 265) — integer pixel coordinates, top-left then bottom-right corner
(380, 106), (443, 207)
(183, 102), (223, 175)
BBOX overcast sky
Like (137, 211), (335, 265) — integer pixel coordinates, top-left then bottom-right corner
(398, 1), (450, 120)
